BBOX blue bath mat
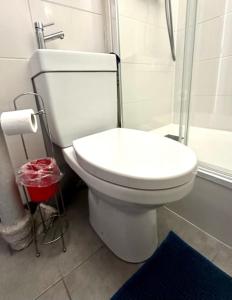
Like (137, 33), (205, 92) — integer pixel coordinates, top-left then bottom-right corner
(111, 231), (232, 300)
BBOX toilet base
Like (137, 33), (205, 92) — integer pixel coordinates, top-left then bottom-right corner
(88, 189), (158, 263)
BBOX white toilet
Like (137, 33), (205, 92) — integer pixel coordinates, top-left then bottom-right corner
(30, 50), (197, 263)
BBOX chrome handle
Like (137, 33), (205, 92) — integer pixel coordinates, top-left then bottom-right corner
(34, 20), (64, 49)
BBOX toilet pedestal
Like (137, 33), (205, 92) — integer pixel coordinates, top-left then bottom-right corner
(88, 189), (158, 263)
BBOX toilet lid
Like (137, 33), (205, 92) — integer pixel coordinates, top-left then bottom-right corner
(73, 128), (197, 190)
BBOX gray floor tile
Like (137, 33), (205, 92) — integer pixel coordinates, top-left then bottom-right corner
(0, 242), (61, 300)
(1, 187), (230, 300)
(213, 244), (232, 276)
(0, 187), (101, 300)
(180, 227), (219, 260)
(36, 280), (70, 300)
(64, 246), (140, 300)
(157, 206), (186, 243)
(56, 210), (103, 277)
(157, 207), (219, 260)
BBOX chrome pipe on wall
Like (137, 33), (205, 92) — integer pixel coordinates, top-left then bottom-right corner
(165, 0), (176, 61)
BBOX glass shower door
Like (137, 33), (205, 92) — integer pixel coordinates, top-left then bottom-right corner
(181, 0), (232, 179)
(116, 0), (188, 138)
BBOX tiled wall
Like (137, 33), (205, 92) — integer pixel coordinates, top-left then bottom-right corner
(0, 0), (107, 171)
(118, 0), (178, 130)
(0, 0), (107, 208)
(175, 0), (232, 131)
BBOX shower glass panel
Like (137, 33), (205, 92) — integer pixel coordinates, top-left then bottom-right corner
(117, 0), (188, 138)
(184, 1), (232, 178)
(116, 0), (232, 179)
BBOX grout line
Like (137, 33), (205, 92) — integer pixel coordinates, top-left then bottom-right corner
(211, 251), (219, 263)
(42, 0), (103, 16)
(27, 0), (37, 35)
(0, 57), (29, 61)
(124, 98), (173, 104)
(192, 94), (232, 97)
(121, 61), (175, 69)
(119, 13), (168, 30)
(164, 206), (232, 250)
(196, 10), (232, 25)
(194, 55), (232, 63)
(122, 61), (174, 66)
(62, 279), (72, 300)
(196, 14), (224, 25)
(34, 277), (63, 300)
(61, 245), (104, 278)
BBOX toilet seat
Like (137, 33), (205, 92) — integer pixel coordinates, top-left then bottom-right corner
(73, 128), (197, 190)
(62, 146), (195, 206)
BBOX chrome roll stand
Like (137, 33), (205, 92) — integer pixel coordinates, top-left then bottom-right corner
(13, 92), (68, 257)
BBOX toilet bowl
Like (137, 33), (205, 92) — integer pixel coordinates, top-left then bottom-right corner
(62, 128), (197, 262)
(30, 50), (197, 263)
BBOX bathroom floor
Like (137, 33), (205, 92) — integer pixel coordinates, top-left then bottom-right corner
(1, 187), (232, 300)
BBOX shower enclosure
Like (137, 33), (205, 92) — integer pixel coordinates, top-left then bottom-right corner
(109, 0), (232, 187)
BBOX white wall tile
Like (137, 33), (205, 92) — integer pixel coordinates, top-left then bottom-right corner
(213, 96), (232, 116)
(226, 0), (232, 12)
(176, 0), (187, 30)
(217, 56), (232, 95)
(120, 17), (174, 65)
(118, 0), (149, 23)
(222, 13), (232, 57)
(42, 1), (105, 52)
(121, 63), (174, 103)
(189, 95), (232, 131)
(119, 0), (176, 129)
(191, 59), (219, 95)
(0, 0), (36, 58)
(119, 16), (146, 62)
(28, 0), (47, 24)
(0, 59), (33, 112)
(180, 1), (232, 131)
(42, 0), (103, 14)
(194, 17), (224, 60)
(197, 0), (227, 23)
(147, 0), (179, 29)
(123, 99), (172, 131)
(144, 25), (174, 65)
(147, 0), (165, 28)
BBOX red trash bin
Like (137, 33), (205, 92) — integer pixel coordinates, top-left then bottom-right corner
(17, 157), (62, 202)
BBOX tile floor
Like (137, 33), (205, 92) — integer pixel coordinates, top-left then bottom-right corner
(0, 186), (232, 300)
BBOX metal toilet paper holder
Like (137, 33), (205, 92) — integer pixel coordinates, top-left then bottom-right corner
(13, 92), (68, 257)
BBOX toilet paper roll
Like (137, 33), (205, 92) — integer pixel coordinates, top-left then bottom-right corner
(0, 109), (38, 136)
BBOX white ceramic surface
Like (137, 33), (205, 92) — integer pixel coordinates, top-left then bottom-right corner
(30, 51), (118, 148)
(63, 146), (195, 262)
(30, 49), (116, 75)
(73, 128), (197, 190)
(31, 50), (197, 262)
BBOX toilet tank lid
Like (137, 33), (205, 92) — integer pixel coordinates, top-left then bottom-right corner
(30, 50), (117, 77)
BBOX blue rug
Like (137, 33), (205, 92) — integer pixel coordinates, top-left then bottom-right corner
(111, 231), (232, 300)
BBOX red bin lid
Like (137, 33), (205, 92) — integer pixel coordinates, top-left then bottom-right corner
(16, 157), (62, 188)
